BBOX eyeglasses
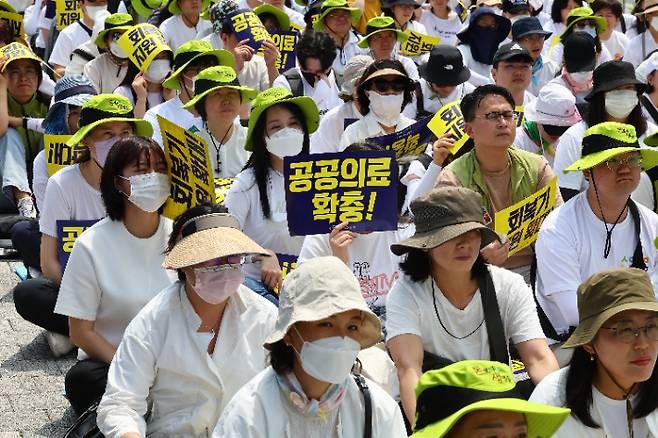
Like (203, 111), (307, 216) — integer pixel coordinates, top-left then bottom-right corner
(6, 68), (39, 80)
(371, 79), (406, 93)
(475, 111), (519, 122)
(605, 155), (642, 170)
(600, 319), (658, 344)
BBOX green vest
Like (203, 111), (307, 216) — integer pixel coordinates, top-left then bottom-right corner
(445, 147), (542, 215)
(8, 93), (49, 183)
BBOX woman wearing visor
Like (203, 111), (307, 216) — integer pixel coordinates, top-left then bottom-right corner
(98, 203), (277, 437)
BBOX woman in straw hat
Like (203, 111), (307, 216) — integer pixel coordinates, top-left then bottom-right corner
(530, 268), (658, 437)
(97, 202), (277, 437)
(224, 86), (319, 303)
(54, 136), (173, 415)
(386, 186), (558, 427)
(214, 256), (407, 437)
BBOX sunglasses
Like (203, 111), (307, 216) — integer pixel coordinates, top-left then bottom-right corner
(371, 79), (406, 93)
(542, 124), (569, 136)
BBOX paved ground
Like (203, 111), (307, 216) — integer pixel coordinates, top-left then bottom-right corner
(0, 259), (76, 437)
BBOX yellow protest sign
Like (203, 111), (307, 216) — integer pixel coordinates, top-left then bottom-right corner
(0, 11), (24, 38)
(44, 134), (84, 176)
(515, 105), (525, 128)
(0, 42), (41, 65)
(55, 0), (82, 30)
(159, 115), (215, 220)
(494, 176), (557, 256)
(428, 99), (469, 155)
(214, 177), (235, 206)
(117, 23), (169, 72)
(400, 30), (440, 57)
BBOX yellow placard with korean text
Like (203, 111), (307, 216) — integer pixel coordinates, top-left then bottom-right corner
(214, 177), (235, 206)
(515, 105), (525, 128)
(117, 24), (169, 72)
(427, 99), (469, 155)
(0, 11), (24, 38)
(400, 30), (440, 57)
(159, 115), (215, 220)
(494, 177), (557, 256)
(44, 134), (84, 176)
(55, 0), (82, 30)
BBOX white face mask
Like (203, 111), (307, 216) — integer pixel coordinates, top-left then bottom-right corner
(93, 136), (120, 167)
(85, 5), (108, 20)
(605, 89), (638, 119)
(368, 91), (404, 127)
(145, 59), (171, 83)
(293, 327), (361, 384)
(652, 16), (658, 30)
(265, 127), (304, 158)
(570, 70), (593, 83)
(193, 265), (244, 305)
(109, 41), (128, 60)
(119, 172), (170, 212)
(579, 26), (597, 39)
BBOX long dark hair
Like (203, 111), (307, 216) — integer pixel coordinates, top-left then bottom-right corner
(269, 339), (295, 375)
(242, 102), (310, 219)
(399, 247), (488, 282)
(586, 89), (648, 137)
(565, 346), (658, 427)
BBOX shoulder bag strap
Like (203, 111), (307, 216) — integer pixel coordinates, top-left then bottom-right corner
(628, 199), (647, 270)
(353, 374), (372, 438)
(641, 95), (658, 125)
(478, 267), (509, 363)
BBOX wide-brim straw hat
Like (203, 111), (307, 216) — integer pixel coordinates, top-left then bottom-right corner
(563, 268), (658, 348)
(264, 256), (382, 349)
(164, 213), (270, 269)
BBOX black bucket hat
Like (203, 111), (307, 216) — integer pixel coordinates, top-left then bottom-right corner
(420, 45), (471, 86)
(585, 60), (648, 101)
(563, 32), (596, 73)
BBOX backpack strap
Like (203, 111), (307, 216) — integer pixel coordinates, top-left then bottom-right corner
(628, 199), (647, 270)
(641, 95), (658, 125)
(283, 69), (304, 97)
(529, 255), (569, 341)
(415, 81), (427, 118)
(71, 48), (95, 63)
(478, 267), (509, 363)
(353, 374), (372, 438)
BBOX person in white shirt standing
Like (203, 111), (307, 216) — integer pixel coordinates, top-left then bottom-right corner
(420, 0), (467, 46)
(160, 0), (212, 51)
(97, 204), (277, 438)
(531, 268), (658, 438)
(592, 0), (629, 61)
(182, 65), (257, 178)
(535, 122), (658, 358)
(214, 256), (407, 438)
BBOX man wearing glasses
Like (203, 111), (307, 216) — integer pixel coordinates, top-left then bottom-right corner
(535, 122), (658, 364)
(435, 84), (561, 281)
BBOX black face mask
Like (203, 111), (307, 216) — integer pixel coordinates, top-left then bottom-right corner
(301, 71), (318, 86)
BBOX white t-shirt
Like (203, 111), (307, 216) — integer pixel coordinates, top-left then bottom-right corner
(419, 9), (465, 47)
(602, 30), (630, 61)
(55, 216), (174, 360)
(196, 118), (250, 179)
(282, 5), (304, 29)
(297, 226), (415, 310)
(624, 31), (658, 67)
(332, 32), (368, 77)
(272, 68), (343, 117)
(160, 15), (212, 52)
(32, 149), (48, 211)
(310, 101), (362, 154)
(386, 265), (546, 362)
(528, 57), (560, 97)
(339, 112), (416, 151)
(535, 192), (658, 335)
(114, 85), (164, 110)
(406, 80), (475, 120)
(225, 167), (305, 280)
(38, 164), (106, 238)
(49, 20), (93, 67)
(144, 95), (204, 147)
(84, 53), (130, 94)
(97, 281), (276, 437)
(530, 368), (653, 438)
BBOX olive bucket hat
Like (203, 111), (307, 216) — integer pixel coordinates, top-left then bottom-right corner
(244, 87), (320, 151)
(162, 40), (236, 90)
(357, 16), (409, 49)
(390, 187), (504, 255)
(313, 0), (361, 32)
(562, 268), (658, 348)
(254, 3), (292, 31)
(263, 256), (382, 350)
(559, 6), (607, 41)
(66, 94), (153, 146)
(182, 65), (258, 111)
(132, 0), (166, 18)
(95, 13), (134, 49)
(564, 122), (658, 172)
(411, 360), (571, 438)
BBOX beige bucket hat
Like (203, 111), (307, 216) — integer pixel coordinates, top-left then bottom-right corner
(164, 213), (270, 269)
(264, 256), (382, 349)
